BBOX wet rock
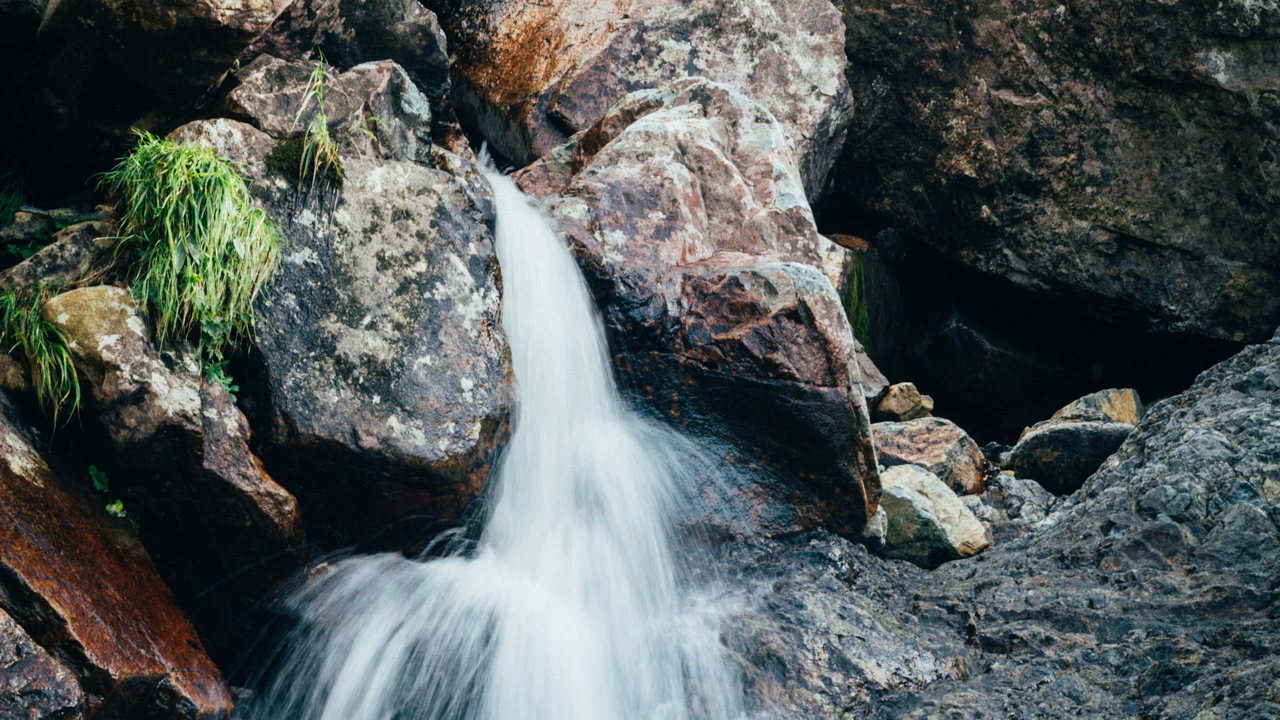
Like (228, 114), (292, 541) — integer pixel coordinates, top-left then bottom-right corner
(170, 117), (514, 552)
(962, 474), (1057, 544)
(816, 234), (890, 406)
(0, 392), (232, 718)
(1051, 387), (1145, 425)
(27, 0), (290, 179)
(223, 55), (432, 164)
(879, 465), (988, 568)
(0, 608), (83, 720)
(874, 382), (934, 422)
(41, 286), (306, 664)
(831, 0), (1280, 342)
(440, 0), (853, 199)
(517, 78), (879, 538)
(872, 417), (989, 495)
(821, 233), (905, 371)
(0, 221), (114, 290)
(979, 441), (1011, 466)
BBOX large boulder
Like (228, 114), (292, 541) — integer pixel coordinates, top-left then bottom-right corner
(872, 417), (989, 495)
(878, 464), (988, 568)
(1005, 388), (1145, 495)
(438, 0), (853, 199)
(242, 0), (451, 112)
(874, 381), (934, 422)
(0, 392), (232, 718)
(170, 117), (513, 552)
(516, 78), (880, 538)
(831, 0), (1280, 342)
(42, 286), (307, 665)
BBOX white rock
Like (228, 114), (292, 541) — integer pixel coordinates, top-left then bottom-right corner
(880, 464), (989, 569)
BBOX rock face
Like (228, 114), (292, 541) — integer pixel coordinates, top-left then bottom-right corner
(0, 608), (83, 720)
(223, 55), (433, 164)
(961, 474), (1058, 544)
(0, 392), (232, 718)
(872, 417), (989, 495)
(1006, 388), (1145, 495)
(874, 382), (934, 422)
(438, 0), (853, 198)
(42, 286), (306, 664)
(724, 328), (1280, 719)
(0, 221), (114, 290)
(243, 0), (452, 111)
(170, 117), (513, 551)
(516, 78), (880, 538)
(832, 0), (1280, 342)
(879, 464), (988, 568)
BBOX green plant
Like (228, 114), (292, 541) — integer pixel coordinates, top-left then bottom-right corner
(89, 464), (110, 492)
(105, 499), (126, 518)
(98, 130), (282, 373)
(294, 57), (344, 190)
(846, 254), (871, 349)
(206, 359), (239, 401)
(7, 213), (84, 263)
(0, 284), (80, 422)
(0, 171), (27, 229)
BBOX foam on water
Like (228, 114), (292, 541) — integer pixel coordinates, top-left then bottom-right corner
(240, 168), (744, 720)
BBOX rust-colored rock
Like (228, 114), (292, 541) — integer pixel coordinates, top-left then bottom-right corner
(875, 382), (935, 422)
(439, 0), (853, 198)
(42, 286), (306, 665)
(518, 78), (879, 537)
(872, 417), (989, 495)
(0, 607), (83, 720)
(0, 393), (232, 718)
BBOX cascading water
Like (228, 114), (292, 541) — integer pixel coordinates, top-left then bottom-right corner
(240, 168), (744, 720)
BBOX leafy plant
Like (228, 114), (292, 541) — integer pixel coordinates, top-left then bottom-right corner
(0, 284), (80, 422)
(98, 130), (282, 373)
(89, 464), (110, 492)
(847, 253), (871, 349)
(206, 359), (239, 401)
(105, 499), (126, 518)
(294, 57), (344, 190)
(7, 213), (84, 263)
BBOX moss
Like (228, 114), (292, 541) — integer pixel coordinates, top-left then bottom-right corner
(266, 136), (345, 189)
(846, 253), (872, 349)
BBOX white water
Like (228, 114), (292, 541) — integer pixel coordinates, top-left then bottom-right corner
(241, 169), (744, 720)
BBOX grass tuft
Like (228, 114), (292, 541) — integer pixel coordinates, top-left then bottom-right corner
(0, 284), (80, 423)
(98, 130), (282, 372)
(0, 171), (27, 229)
(293, 58), (345, 190)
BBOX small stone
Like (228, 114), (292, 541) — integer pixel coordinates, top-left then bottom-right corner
(875, 382), (935, 422)
(879, 465), (989, 569)
(1050, 388), (1144, 425)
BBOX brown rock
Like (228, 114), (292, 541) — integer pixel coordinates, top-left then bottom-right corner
(1050, 388), (1145, 426)
(519, 78), (880, 537)
(872, 417), (989, 495)
(875, 382), (935, 422)
(831, 0), (1280, 342)
(440, 0), (853, 198)
(0, 392), (232, 718)
(0, 607), (83, 720)
(41, 286), (306, 665)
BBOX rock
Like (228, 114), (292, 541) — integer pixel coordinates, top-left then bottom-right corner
(1051, 387), (1145, 425)
(41, 286), (306, 664)
(979, 440), (1010, 466)
(1005, 420), (1135, 496)
(0, 608), (83, 720)
(879, 465), (988, 568)
(440, 0), (853, 199)
(816, 234), (891, 406)
(831, 0), (1280, 343)
(517, 78), (879, 538)
(962, 474), (1057, 544)
(242, 0), (451, 111)
(0, 221), (114, 290)
(0, 391), (232, 718)
(222, 55), (433, 164)
(169, 118), (514, 552)
(849, 505), (887, 553)
(0, 350), (30, 396)
(872, 417), (989, 495)
(26, 0), (291, 184)
(874, 382), (934, 422)
(821, 233), (906, 370)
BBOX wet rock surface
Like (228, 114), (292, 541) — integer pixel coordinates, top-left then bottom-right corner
(830, 0), (1280, 343)
(727, 329), (1280, 719)
(872, 417), (989, 496)
(437, 0), (853, 198)
(42, 286), (307, 666)
(0, 607), (83, 720)
(170, 117), (514, 552)
(517, 78), (879, 538)
(0, 392), (232, 718)
(1006, 420), (1135, 496)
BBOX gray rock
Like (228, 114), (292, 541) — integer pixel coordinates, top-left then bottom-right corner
(964, 474), (1058, 544)
(41, 286), (306, 665)
(170, 117), (514, 552)
(0, 221), (114, 290)
(442, 0), (853, 199)
(0, 607), (83, 720)
(517, 78), (880, 538)
(872, 417), (990, 495)
(879, 465), (988, 568)
(1007, 420), (1135, 496)
(831, 0), (1280, 342)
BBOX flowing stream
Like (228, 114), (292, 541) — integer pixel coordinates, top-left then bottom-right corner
(241, 168), (744, 720)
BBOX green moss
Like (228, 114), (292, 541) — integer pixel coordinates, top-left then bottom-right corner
(846, 253), (872, 349)
(266, 136), (344, 188)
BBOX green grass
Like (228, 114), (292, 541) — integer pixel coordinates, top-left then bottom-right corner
(293, 58), (345, 190)
(0, 284), (80, 423)
(0, 171), (27, 229)
(847, 253), (871, 349)
(98, 130), (282, 372)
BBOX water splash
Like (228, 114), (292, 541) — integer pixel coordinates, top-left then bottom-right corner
(240, 168), (744, 720)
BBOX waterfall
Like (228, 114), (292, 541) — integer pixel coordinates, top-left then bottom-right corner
(239, 168), (744, 720)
